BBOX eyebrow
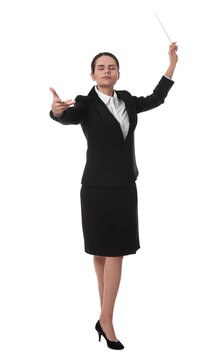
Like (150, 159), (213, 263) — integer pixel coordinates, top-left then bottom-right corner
(97, 64), (116, 67)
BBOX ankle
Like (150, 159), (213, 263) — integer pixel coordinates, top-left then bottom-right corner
(100, 314), (113, 324)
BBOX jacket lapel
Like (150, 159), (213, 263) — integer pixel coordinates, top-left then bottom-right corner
(87, 86), (135, 143)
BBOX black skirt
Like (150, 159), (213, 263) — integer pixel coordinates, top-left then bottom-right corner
(80, 182), (140, 256)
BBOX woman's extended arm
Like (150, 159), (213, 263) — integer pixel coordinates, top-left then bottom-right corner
(49, 87), (86, 125)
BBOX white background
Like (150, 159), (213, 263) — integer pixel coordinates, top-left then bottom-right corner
(1, 0), (220, 358)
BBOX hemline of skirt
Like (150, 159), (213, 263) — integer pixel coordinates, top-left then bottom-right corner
(84, 246), (140, 257)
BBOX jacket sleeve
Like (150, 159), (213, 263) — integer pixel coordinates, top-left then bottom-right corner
(49, 100), (86, 125)
(131, 75), (175, 114)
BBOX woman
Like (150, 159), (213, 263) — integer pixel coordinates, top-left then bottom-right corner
(49, 43), (178, 350)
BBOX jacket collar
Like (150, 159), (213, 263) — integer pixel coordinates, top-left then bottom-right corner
(94, 85), (119, 106)
(86, 85), (135, 143)
(87, 85), (127, 102)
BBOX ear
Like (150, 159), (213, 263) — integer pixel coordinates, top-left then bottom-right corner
(90, 72), (95, 81)
(117, 72), (120, 80)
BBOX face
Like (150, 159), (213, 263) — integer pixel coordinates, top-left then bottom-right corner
(90, 56), (120, 88)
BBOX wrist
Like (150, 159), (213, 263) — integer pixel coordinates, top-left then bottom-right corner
(165, 64), (176, 79)
(53, 111), (64, 118)
(168, 63), (176, 70)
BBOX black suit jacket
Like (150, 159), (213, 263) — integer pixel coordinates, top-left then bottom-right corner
(49, 75), (174, 187)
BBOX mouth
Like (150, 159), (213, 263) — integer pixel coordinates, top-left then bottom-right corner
(103, 77), (111, 79)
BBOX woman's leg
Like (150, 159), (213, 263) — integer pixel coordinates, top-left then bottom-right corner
(93, 255), (106, 309)
(100, 256), (124, 342)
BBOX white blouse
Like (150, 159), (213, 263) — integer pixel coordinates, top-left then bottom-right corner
(95, 85), (129, 140)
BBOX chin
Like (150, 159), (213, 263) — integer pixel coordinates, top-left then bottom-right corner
(101, 83), (112, 87)
(102, 81), (115, 86)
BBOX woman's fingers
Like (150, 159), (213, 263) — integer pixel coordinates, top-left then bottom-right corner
(49, 87), (61, 101)
(51, 89), (76, 114)
(56, 102), (75, 111)
(170, 42), (178, 51)
(56, 100), (76, 109)
(62, 99), (76, 104)
(63, 99), (73, 103)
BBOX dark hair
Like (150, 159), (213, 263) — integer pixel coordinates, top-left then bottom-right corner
(91, 52), (120, 74)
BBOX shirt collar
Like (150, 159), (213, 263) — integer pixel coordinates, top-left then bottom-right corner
(95, 85), (118, 106)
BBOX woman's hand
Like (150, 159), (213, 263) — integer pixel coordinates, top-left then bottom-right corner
(49, 87), (76, 117)
(169, 42), (178, 68)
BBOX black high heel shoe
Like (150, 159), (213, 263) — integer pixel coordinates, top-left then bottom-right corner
(95, 320), (124, 350)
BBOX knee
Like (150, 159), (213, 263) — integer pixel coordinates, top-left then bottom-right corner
(94, 255), (106, 262)
(106, 256), (124, 262)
